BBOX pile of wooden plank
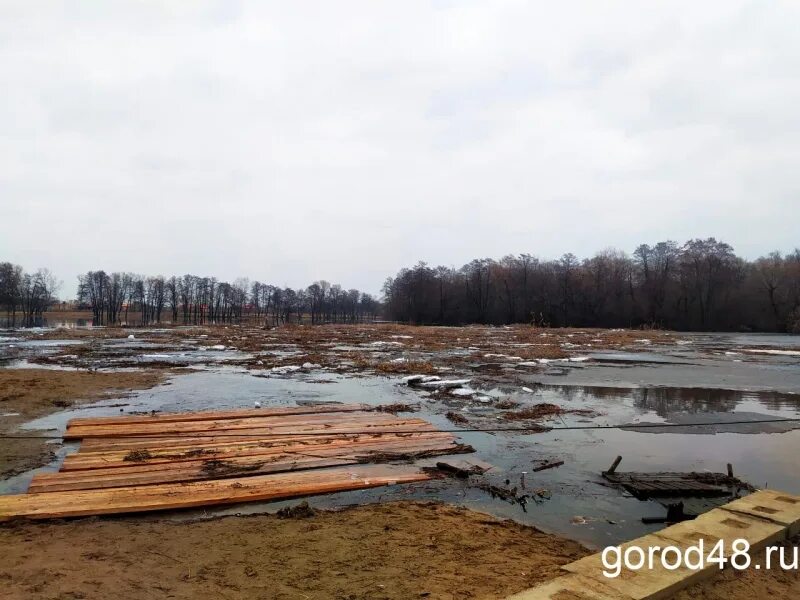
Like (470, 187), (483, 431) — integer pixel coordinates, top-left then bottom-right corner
(0, 403), (471, 521)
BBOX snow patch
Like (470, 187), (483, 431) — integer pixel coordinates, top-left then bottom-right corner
(419, 378), (472, 389)
(741, 348), (800, 357)
(450, 387), (476, 397)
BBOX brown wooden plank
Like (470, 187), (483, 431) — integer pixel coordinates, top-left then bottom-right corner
(28, 437), (466, 493)
(65, 433), (454, 470)
(70, 410), (388, 438)
(71, 412), (413, 446)
(76, 430), (450, 457)
(72, 431), (453, 460)
(66, 404), (372, 428)
(28, 456), (359, 492)
(0, 464), (431, 521)
(64, 413), (429, 440)
(61, 432), (456, 471)
(36, 436), (459, 481)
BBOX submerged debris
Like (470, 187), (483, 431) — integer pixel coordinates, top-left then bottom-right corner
(475, 483), (531, 511)
(373, 403), (419, 414)
(494, 399), (519, 410)
(503, 403), (564, 420)
(445, 411), (469, 425)
(376, 361), (437, 375)
(503, 403), (593, 421)
(532, 460), (564, 472)
(276, 501), (316, 519)
(434, 461), (487, 479)
(361, 444), (475, 463)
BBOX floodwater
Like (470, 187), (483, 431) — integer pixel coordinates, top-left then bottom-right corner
(1, 328), (799, 549)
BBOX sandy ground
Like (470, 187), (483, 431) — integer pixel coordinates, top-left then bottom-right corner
(0, 501), (588, 600)
(675, 539), (800, 598)
(0, 369), (166, 477)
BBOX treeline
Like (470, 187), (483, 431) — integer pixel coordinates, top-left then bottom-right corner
(0, 263), (60, 326)
(77, 271), (380, 326)
(383, 239), (800, 332)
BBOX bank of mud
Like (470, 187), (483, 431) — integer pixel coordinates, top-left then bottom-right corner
(0, 369), (166, 477)
(0, 501), (588, 600)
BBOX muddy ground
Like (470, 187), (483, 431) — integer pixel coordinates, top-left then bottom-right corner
(1, 322), (799, 598)
(0, 501), (588, 600)
(0, 369), (166, 478)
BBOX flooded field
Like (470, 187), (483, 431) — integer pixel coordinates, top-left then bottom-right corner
(1, 323), (799, 550)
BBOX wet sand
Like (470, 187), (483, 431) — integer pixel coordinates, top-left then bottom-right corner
(0, 501), (588, 600)
(0, 369), (166, 477)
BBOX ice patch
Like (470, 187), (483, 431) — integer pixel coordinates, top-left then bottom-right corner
(740, 348), (800, 356)
(450, 387), (476, 397)
(419, 378), (472, 389)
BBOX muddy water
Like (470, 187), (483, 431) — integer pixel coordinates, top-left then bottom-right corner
(5, 363), (799, 549)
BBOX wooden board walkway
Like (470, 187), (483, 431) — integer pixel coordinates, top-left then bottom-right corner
(0, 464), (430, 520)
(0, 403), (471, 520)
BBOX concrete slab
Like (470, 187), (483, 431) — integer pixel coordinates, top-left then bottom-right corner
(721, 489), (800, 536)
(655, 505), (786, 554)
(506, 490), (798, 600)
(505, 573), (631, 600)
(562, 534), (715, 600)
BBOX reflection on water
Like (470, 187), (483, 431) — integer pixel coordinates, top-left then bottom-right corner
(548, 385), (800, 416)
(0, 317), (95, 328)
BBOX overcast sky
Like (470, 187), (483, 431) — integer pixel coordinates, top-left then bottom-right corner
(1, 1), (798, 298)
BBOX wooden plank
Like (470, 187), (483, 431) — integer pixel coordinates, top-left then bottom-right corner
(71, 412), (413, 447)
(76, 430), (451, 457)
(70, 409), (386, 437)
(0, 464), (431, 521)
(66, 403), (372, 427)
(28, 437), (466, 492)
(60, 433), (455, 472)
(64, 413), (429, 440)
(33, 437), (460, 482)
(62, 428), (443, 471)
(78, 428), (450, 453)
(63, 433), (455, 472)
(29, 456), (360, 492)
